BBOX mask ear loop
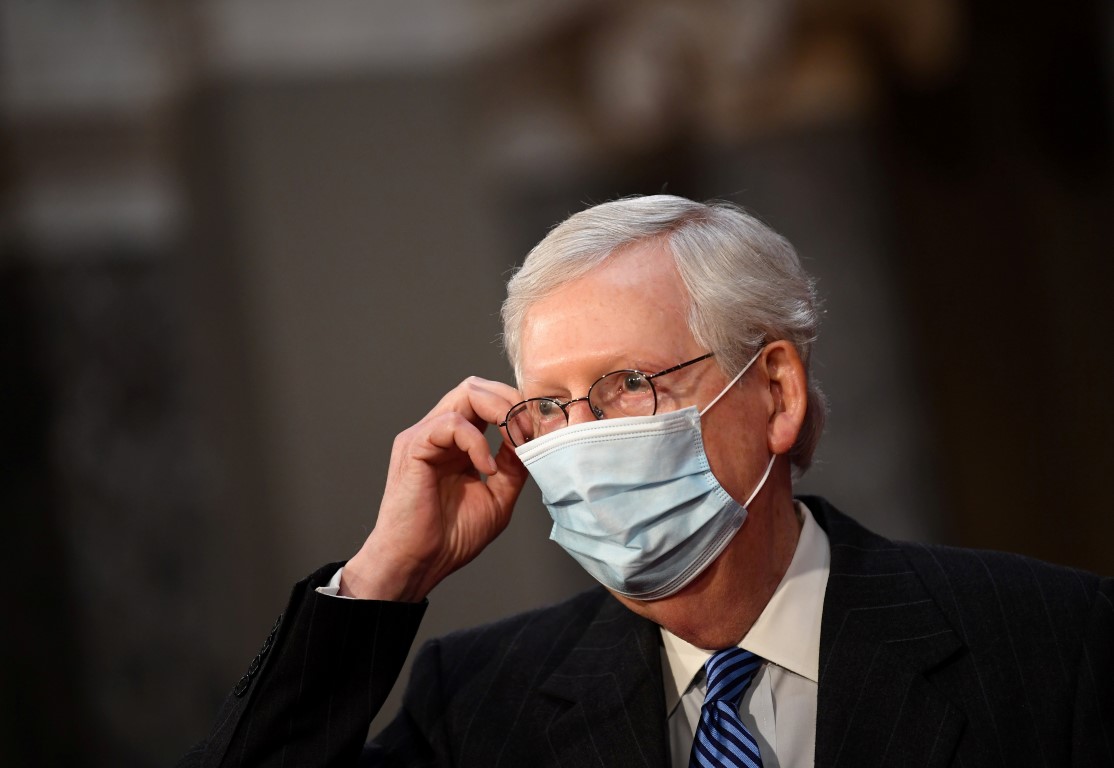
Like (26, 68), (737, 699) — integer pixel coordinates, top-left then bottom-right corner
(742, 454), (777, 508)
(699, 345), (765, 417)
(697, 344), (777, 508)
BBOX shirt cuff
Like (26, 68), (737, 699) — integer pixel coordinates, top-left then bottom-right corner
(315, 566), (357, 599)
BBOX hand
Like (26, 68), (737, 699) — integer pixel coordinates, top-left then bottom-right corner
(341, 377), (529, 601)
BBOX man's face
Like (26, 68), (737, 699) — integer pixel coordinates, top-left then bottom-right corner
(516, 241), (780, 641)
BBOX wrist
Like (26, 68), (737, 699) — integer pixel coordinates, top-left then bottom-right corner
(340, 541), (430, 602)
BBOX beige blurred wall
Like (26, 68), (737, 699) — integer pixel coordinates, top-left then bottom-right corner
(3, 1), (1110, 766)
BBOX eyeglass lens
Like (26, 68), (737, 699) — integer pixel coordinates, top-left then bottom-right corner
(502, 370), (656, 446)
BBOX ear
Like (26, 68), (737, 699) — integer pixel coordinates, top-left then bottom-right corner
(759, 340), (808, 456)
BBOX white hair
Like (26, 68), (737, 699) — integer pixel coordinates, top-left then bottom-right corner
(501, 194), (826, 473)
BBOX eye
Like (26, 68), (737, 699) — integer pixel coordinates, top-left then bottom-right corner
(622, 373), (650, 394)
(613, 372), (655, 417)
(534, 399), (564, 422)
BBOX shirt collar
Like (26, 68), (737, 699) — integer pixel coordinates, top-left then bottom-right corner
(660, 499), (831, 713)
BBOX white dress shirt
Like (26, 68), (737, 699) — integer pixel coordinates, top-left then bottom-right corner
(661, 501), (830, 768)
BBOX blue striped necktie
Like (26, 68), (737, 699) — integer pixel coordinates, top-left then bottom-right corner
(689, 648), (765, 768)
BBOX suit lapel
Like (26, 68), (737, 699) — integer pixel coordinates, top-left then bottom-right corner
(536, 595), (670, 767)
(808, 497), (967, 768)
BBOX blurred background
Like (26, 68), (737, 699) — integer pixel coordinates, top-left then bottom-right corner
(1, 0), (1111, 765)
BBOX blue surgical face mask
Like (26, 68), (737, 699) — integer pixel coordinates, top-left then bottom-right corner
(514, 349), (774, 601)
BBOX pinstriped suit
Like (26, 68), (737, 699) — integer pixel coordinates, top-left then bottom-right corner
(181, 497), (1114, 767)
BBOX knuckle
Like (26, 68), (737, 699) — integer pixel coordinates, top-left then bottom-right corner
(423, 410), (468, 438)
(443, 411), (470, 430)
(392, 430), (412, 451)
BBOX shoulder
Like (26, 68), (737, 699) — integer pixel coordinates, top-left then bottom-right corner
(899, 538), (1104, 595)
(804, 493), (1111, 639)
(803, 496), (1114, 762)
(899, 539), (1110, 638)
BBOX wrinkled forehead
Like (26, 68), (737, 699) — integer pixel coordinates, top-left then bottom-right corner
(515, 244), (699, 390)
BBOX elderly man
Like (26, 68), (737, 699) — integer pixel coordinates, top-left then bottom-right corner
(183, 196), (1112, 767)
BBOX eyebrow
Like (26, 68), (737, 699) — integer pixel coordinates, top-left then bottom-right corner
(519, 355), (693, 400)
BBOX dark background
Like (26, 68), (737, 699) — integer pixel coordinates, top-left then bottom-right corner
(2, 1), (1111, 765)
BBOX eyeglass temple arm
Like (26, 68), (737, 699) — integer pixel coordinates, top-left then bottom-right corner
(646, 352), (715, 380)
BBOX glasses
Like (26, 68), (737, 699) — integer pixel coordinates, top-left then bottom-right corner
(499, 353), (714, 446)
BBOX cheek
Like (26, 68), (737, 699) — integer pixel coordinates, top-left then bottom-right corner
(701, 394), (769, 503)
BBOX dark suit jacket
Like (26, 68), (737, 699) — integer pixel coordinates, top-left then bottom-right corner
(181, 497), (1114, 767)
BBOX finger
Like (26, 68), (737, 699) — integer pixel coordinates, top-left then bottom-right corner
(459, 377), (522, 430)
(430, 377), (522, 430)
(419, 412), (498, 475)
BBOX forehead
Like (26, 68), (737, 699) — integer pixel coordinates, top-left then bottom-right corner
(517, 243), (702, 390)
